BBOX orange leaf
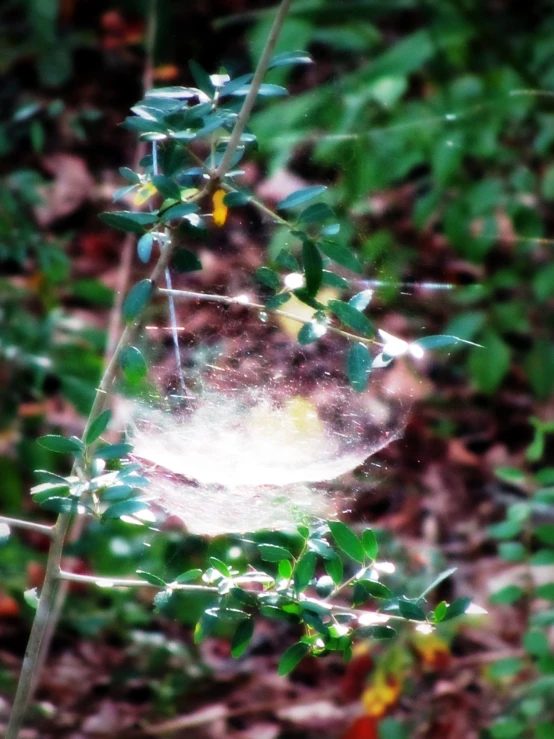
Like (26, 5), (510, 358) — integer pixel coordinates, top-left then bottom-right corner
(342, 715), (379, 739)
(153, 65), (179, 81)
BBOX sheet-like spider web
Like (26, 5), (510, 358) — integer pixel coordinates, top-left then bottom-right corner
(119, 279), (430, 535)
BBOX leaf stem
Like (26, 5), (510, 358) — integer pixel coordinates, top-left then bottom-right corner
(0, 516), (54, 538)
(158, 287), (379, 347)
(57, 571), (218, 593)
(214, 0), (292, 180)
(6, 190), (206, 739)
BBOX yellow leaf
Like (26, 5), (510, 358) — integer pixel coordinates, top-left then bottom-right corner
(212, 189), (228, 227)
(134, 181), (157, 206)
(361, 670), (401, 717)
(248, 396), (325, 446)
(277, 288), (338, 339)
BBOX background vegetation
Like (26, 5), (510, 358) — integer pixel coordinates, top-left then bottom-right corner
(1, 1), (554, 737)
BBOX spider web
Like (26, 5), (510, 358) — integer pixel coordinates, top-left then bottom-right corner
(119, 282), (427, 535)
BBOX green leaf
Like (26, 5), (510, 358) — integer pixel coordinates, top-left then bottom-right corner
(23, 588), (39, 610)
(523, 629), (550, 657)
(260, 605), (297, 622)
(93, 443), (134, 460)
(413, 334), (473, 350)
(321, 271), (349, 289)
(103, 499), (149, 519)
(488, 657), (524, 680)
(302, 240), (323, 296)
(145, 85), (197, 99)
(489, 718), (525, 738)
(175, 568), (202, 584)
(397, 600), (427, 621)
(31, 482), (70, 498)
(119, 166), (140, 184)
(188, 60), (215, 96)
(136, 570), (166, 587)
(208, 557), (231, 578)
(219, 74), (255, 97)
(442, 597), (471, 621)
(39, 497), (82, 513)
(328, 521), (365, 563)
(490, 585), (524, 605)
(278, 642), (309, 675)
(297, 202), (334, 224)
(137, 233), (154, 263)
(278, 560), (293, 579)
(356, 579), (392, 600)
(362, 529), (378, 560)
(315, 575), (334, 598)
(433, 601), (447, 623)
(349, 290), (373, 311)
(536, 724), (554, 739)
(268, 50), (312, 69)
(329, 300), (373, 335)
(294, 551), (317, 592)
(231, 618), (254, 658)
(488, 520), (523, 540)
(266, 293), (292, 310)
(37, 435), (84, 454)
(258, 544), (293, 562)
(417, 567), (457, 601)
(499, 542), (526, 561)
(277, 185), (327, 210)
(85, 410), (112, 446)
(119, 346), (148, 383)
(160, 202), (200, 222)
(122, 279), (153, 321)
(229, 83), (288, 97)
(122, 117), (169, 134)
(275, 249), (299, 271)
(307, 538), (334, 559)
(325, 552), (343, 586)
(536, 583), (554, 601)
(468, 331), (510, 393)
(530, 549), (554, 566)
(536, 524), (554, 546)
(100, 485), (134, 503)
(318, 240), (362, 273)
(297, 320), (326, 345)
(152, 175), (181, 200)
(223, 190), (251, 206)
(173, 248), (202, 273)
(256, 266), (281, 290)
(328, 300), (373, 335)
(347, 343), (371, 392)
(356, 625), (397, 640)
(153, 590), (173, 612)
(99, 211), (158, 234)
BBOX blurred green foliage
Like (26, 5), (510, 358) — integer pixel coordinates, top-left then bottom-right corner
(248, 0), (554, 398)
(1, 0), (554, 735)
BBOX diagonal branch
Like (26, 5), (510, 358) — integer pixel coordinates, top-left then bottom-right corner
(214, 0), (292, 180)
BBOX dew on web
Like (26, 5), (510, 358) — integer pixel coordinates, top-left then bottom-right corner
(118, 280), (437, 536)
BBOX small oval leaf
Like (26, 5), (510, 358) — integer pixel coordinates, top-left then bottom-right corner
(122, 280), (153, 322)
(328, 521), (365, 563)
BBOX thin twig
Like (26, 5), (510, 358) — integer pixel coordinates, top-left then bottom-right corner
(0, 516), (53, 538)
(33, 1), (163, 700)
(214, 0), (292, 179)
(6, 189), (208, 739)
(8, 2), (298, 732)
(57, 571), (218, 593)
(158, 287), (378, 347)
